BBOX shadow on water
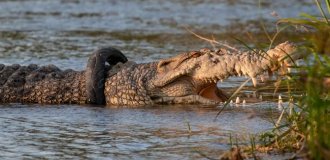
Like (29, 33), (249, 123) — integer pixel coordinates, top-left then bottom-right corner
(0, 0), (317, 159)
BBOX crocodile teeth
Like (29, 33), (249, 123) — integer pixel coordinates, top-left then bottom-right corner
(251, 77), (258, 87)
(260, 75), (266, 82)
(278, 94), (283, 104)
(235, 97), (240, 104)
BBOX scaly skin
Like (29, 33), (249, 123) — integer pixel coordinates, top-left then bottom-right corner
(0, 41), (298, 106)
(104, 41), (298, 105)
(0, 64), (87, 104)
(0, 47), (127, 104)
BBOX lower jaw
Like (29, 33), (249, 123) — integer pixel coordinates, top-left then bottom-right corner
(198, 84), (229, 102)
(152, 95), (220, 105)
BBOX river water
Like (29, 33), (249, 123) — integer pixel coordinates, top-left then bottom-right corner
(0, 0), (316, 159)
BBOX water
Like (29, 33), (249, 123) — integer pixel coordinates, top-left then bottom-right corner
(0, 0), (315, 159)
(0, 0), (315, 69)
(0, 104), (281, 159)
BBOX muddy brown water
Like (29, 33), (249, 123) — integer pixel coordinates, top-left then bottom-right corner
(0, 0), (316, 159)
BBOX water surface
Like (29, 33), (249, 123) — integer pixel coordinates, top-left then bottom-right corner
(0, 104), (282, 159)
(0, 0), (315, 159)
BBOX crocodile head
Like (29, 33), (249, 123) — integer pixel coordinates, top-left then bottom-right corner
(148, 42), (298, 104)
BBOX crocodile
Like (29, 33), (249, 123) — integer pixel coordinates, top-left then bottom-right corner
(0, 41), (298, 106)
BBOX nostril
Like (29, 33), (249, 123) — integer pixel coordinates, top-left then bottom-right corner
(212, 59), (219, 64)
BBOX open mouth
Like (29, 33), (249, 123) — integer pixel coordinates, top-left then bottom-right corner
(198, 83), (228, 102)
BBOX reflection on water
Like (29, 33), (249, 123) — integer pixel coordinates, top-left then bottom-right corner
(0, 0), (315, 159)
(0, 104), (279, 159)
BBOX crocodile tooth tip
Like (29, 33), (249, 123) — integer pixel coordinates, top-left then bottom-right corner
(260, 75), (266, 82)
(251, 77), (257, 87)
(235, 97), (240, 104)
(287, 68), (291, 73)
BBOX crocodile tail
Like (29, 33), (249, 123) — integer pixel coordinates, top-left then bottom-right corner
(85, 47), (128, 105)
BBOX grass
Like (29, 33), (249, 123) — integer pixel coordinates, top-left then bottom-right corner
(266, 1), (330, 159)
(250, 0), (330, 159)
(187, 0), (330, 159)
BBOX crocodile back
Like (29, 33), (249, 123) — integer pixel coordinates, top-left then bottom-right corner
(0, 64), (87, 104)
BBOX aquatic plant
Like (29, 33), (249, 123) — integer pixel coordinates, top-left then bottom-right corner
(186, 1), (330, 159)
(256, 0), (330, 159)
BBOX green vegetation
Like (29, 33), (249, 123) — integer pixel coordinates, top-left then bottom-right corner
(188, 1), (330, 159)
(252, 0), (330, 159)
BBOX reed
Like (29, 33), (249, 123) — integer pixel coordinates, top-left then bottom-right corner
(257, 0), (330, 159)
(188, 1), (330, 159)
